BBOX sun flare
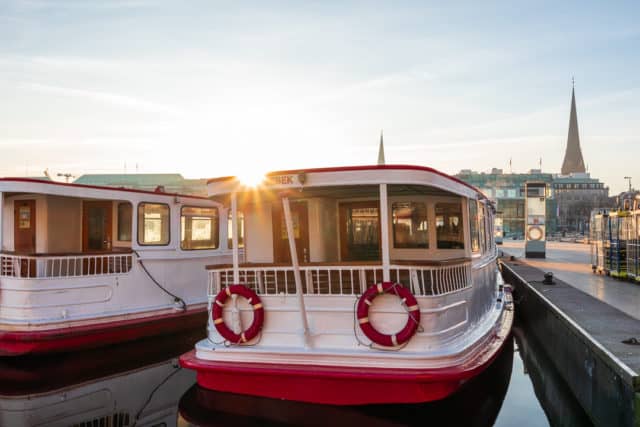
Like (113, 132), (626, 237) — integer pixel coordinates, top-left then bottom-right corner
(237, 170), (267, 188)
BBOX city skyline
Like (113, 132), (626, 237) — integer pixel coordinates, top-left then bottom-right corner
(1, 1), (639, 193)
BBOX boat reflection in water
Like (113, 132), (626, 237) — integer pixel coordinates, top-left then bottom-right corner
(512, 325), (593, 427)
(179, 337), (513, 427)
(0, 331), (201, 427)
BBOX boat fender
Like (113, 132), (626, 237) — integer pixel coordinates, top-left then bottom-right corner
(212, 284), (264, 344)
(356, 282), (421, 347)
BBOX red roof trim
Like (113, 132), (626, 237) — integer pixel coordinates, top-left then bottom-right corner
(206, 165), (485, 198)
(0, 177), (211, 200)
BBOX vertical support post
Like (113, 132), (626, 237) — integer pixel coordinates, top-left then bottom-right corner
(282, 196), (311, 347)
(0, 191), (3, 253)
(379, 184), (391, 282)
(231, 192), (240, 283)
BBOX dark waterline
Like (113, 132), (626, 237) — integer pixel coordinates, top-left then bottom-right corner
(0, 317), (593, 426)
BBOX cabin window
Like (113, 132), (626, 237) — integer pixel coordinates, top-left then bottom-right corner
(137, 203), (170, 245)
(117, 203), (132, 241)
(436, 202), (464, 249)
(181, 206), (219, 250)
(479, 204), (487, 253)
(392, 202), (428, 249)
(469, 201), (480, 252)
(228, 212), (245, 249)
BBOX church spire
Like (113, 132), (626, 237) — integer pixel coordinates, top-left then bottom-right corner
(561, 79), (586, 175)
(377, 130), (386, 165)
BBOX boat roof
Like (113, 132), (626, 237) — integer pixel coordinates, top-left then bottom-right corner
(207, 164), (486, 201)
(0, 177), (212, 202)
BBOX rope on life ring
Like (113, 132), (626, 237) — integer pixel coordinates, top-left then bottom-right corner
(356, 282), (421, 348)
(212, 284), (264, 344)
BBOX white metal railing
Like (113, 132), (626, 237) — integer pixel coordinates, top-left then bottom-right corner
(208, 262), (472, 297)
(0, 253), (133, 279)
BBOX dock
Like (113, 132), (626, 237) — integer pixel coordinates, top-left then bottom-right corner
(500, 241), (640, 427)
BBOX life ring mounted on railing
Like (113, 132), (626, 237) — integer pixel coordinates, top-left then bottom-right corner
(356, 282), (421, 348)
(212, 284), (264, 344)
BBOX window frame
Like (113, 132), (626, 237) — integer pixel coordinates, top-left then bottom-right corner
(434, 201), (465, 250)
(137, 202), (171, 246)
(391, 200), (429, 249)
(117, 202), (133, 242)
(181, 205), (220, 251)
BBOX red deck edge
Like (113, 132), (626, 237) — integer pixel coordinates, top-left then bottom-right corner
(0, 177), (210, 200)
(0, 307), (207, 356)
(180, 309), (512, 405)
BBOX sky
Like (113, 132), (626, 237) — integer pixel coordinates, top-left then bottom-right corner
(0, 1), (638, 193)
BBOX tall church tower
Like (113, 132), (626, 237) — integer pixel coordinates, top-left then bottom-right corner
(561, 81), (586, 175)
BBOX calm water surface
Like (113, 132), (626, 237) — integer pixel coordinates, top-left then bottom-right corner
(0, 318), (592, 427)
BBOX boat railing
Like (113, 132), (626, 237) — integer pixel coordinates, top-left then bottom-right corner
(0, 252), (133, 279)
(207, 261), (472, 297)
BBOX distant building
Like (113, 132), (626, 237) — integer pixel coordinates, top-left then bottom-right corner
(455, 169), (557, 238)
(73, 174), (208, 196)
(554, 84), (611, 233)
(456, 82), (612, 236)
(553, 174), (609, 233)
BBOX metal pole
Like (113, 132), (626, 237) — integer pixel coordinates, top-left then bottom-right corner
(282, 196), (311, 347)
(0, 192), (3, 252)
(379, 184), (391, 282)
(231, 192), (240, 283)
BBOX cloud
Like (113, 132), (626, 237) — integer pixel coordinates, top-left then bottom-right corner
(18, 82), (184, 116)
(17, 0), (154, 10)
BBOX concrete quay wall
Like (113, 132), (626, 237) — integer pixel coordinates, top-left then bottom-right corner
(500, 259), (639, 427)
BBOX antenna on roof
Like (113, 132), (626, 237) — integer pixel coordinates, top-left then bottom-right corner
(377, 130), (386, 165)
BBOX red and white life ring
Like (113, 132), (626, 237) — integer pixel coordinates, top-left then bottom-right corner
(212, 284), (264, 344)
(356, 282), (421, 347)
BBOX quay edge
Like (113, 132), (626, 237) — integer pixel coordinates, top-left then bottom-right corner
(500, 258), (640, 427)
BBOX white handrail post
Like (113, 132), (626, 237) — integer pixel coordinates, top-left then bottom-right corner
(282, 196), (311, 347)
(379, 184), (391, 282)
(231, 192), (240, 284)
(0, 191), (4, 253)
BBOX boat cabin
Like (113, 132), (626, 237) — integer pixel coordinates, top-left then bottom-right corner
(209, 165), (495, 297)
(0, 178), (234, 335)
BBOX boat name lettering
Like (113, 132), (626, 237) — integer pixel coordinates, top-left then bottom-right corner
(271, 175), (295, 185)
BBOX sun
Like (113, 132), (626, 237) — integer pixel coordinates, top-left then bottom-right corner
(237, 169), (267, 188)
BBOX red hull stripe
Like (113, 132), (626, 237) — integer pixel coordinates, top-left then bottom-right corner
(0, 307), (207, 356)
(179, 326), (510, 405)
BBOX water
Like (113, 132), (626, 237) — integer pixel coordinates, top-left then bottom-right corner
(0, 318), (593, 427)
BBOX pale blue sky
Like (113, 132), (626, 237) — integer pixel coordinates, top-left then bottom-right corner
(1, 1), (638, 192)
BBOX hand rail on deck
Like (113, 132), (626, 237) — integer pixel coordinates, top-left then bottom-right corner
(0, 252), (133, 278)
(207, 261), (472, 297)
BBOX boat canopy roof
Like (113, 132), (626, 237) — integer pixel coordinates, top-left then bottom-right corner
(207, 165), (485, 203)
(0, 177), (212, 204)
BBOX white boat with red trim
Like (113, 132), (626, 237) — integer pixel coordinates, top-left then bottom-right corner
(179, 165), (513, 405)
(0, 178), (237, 356)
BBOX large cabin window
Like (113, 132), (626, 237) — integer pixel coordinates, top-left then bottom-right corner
(340, 202), (380, 261)
(181, 206), (219, 250)
(469, 201), (480, 253)
(228, 212), (245, 249)
(392, 202), (428, 249)
(137, 203), (170, 246)
(436, 202), (464, 249)
(117, 202), (132, 241)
